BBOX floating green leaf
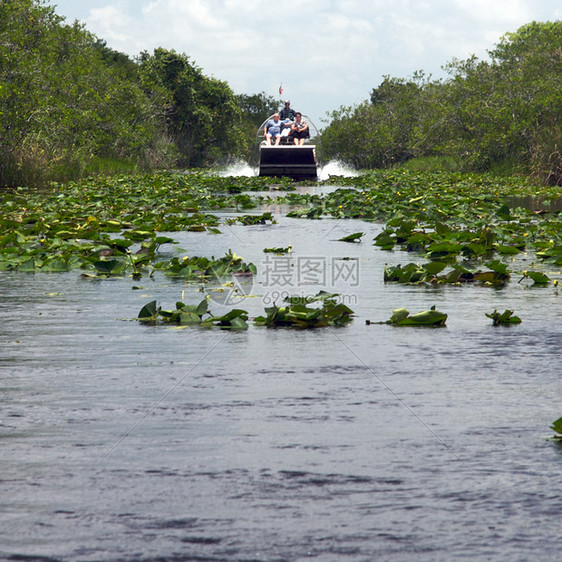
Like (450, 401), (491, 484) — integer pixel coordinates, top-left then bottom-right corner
(337, 232), (363, 243)
(226, 212), (275, 225)
(373, 232), (396, 250)
(521, 270), (550, 284)
(138, 298), (248, 330)
(385, 305), (447, 326)
(254, 291), (354, 328)
(138, 300), (160, 323)
(485, 309), (522, 325)
(263, 245), (292, 254)
(495, 245), (521, 255)
(157, 250), (255, 280)
(383, 261), (508, 286)
(91, 259), (128, 276)
(550, 417), (562, 439)
(202, 309), (249, 330)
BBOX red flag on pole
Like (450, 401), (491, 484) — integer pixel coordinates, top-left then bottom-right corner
(279, 83), (283, 95)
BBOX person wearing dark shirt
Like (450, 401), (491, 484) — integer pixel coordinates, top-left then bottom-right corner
(290, 112), (310, 145)
(279, 100), (296, 121)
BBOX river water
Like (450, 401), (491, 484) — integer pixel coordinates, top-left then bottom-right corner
(1, 187), (561, 561)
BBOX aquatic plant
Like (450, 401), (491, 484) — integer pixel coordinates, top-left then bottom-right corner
(517, 270), (550, 285)
(384, 261), (510, 286)
(155, 250), (256, 280)
(279, 170), (561, 290)
(138, 298), (249, 329)
(0, 171), (276, 273)
(225, 212), (275, 225)
(384, 306), (448, 326)
(1, 170), (559, 296)
(337, 232), (364, 242)
(254, 291), (354, 328)
(536, 244), (562, 265)
(485, 309), (522, 325)
(263, 245), (292, 254)
(549, 417), (562, 441)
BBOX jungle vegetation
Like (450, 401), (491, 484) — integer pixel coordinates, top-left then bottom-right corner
(0, 0), (277, 186)
(322, 21), (561, 185)
(1, 1), (560, 187)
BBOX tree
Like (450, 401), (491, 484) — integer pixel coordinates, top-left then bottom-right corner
(138, 48), (247, 167)
(441, 21), (562, 181)
(320, 21), (562, 183)
(0, 0), (174, 186)
(490, 21), (562, 184)
(322, 72), (441, 168)
(236, 91), (279, 152)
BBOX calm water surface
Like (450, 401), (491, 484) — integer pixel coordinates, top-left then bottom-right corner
(1, 193), (561, 561)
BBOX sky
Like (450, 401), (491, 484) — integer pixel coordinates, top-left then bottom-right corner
(48, 0), (561, 129)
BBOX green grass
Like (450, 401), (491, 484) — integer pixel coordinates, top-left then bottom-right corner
(82, 157), (141, 176)
(395, 154), (532, 179)
(395, 155), (460, 173)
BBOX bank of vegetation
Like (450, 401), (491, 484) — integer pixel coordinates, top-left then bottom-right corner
(322, 21), (561, 185)
(1, 1), (560, 187)
(0, 0), (278, 187)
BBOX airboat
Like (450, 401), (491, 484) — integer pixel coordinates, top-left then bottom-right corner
(254, 114), (320, 180)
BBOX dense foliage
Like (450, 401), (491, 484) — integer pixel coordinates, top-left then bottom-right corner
(0, 0), (173, 186)
(137, 48), (248, 167)
(0, 0), (263, 186)
(236, 92), (280, 140)
(1, 1), (560, 187)
(321, 21), (562, 185)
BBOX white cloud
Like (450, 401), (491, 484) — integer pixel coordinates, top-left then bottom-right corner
(89, 5), (133, 43)
(453, 0), (532, 25)
(50, 0), (560, 126)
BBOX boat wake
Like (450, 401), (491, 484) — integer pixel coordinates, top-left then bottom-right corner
(217, 159), (359, 180)
(318, 160), (359, 180)
(217, 161), (255, 177)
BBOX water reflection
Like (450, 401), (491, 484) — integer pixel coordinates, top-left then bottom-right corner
(506, 194), (562, 211)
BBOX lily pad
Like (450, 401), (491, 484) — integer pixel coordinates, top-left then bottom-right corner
(386, 306), (447, 326)
(550, 417), (562, 440)
(521, 270), (550, 284)
(337, 232), (364, 243)
(263, 245), (292, 254)
(138, 298), (248, 330)
(138, 300), (161, 323)
(254, 291), (354, 328)
(485, 309), (522, 325)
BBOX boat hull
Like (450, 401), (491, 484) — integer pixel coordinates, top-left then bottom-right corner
(258, 145), (318, 180)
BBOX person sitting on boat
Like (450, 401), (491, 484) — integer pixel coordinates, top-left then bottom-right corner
(264, 113), (283, 145)
(279, 101), (296, 139)
(290, 112), (310, 145)
(279, 100), (296, 121)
